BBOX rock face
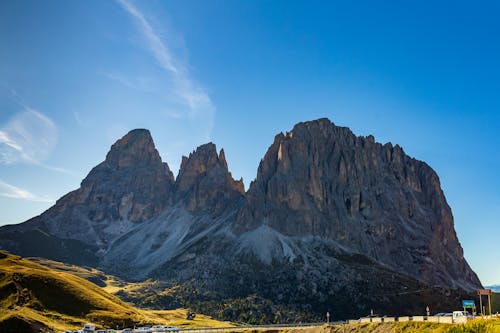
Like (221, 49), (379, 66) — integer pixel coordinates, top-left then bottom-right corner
(66, 128), (175, 223)
(0, 119), (482, 322)
(234, 119), (477, 290)
(16, 129), (175, 249)
(0, 129), (244, 276)
(176, 143), (244, 214)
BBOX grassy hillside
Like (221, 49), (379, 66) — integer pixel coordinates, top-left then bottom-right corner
(325, 319), (500, 333)
(0, 251), (229, 332)
(493, 292), (500, 313)
(30, 257), (310, 324)
(29, 256), (129, 292)
(6, 252), (498, 332)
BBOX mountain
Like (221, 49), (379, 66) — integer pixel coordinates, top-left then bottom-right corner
(0, 129), (173, 265)
(235, 120), (478, 290)
(0, 119), (481, 322)
(486, 285), (500, 293)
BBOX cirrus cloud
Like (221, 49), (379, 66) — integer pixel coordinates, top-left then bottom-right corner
(0, 179), (53, 203)
(0, 109), (58, 165)
(116, 0), (215, 134)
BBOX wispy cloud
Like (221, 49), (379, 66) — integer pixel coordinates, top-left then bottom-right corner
(117, 0), (178, 74)
(116, 0), (215, 131)
(0, 87), (80, 178)
(102, 71), (157, 93)
(39, 163), (82, 178)
(0, 179), (53, 203)
(0, 108), (58, 165)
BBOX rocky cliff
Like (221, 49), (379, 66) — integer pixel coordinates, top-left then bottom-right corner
(0, 119), (482, 322)
(175, 143), (244, 214)
(6, 129), (175, 250)
(234, 119), (478, 290)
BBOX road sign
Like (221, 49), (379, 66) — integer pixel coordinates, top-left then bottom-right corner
(462, 300), (475, 308)
(477, 289), (493, 316)
(477, 289), (492, 295)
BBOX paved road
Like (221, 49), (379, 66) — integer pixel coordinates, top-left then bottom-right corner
(177, 322), (339, 333)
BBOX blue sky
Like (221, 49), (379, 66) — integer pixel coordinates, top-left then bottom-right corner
(0, 1), (499, 284)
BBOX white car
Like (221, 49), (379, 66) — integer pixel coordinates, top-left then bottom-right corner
(151, 326), (166, 332)
(134, 327), (153, 333)
(452, 311), (468, 323)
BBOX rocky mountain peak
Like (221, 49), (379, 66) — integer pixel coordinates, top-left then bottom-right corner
(0, 119), (481, 321)
(291, 117), (339, 134)
(105, 129), (164, 169)
(234, 118), (480, 290)
(29, 129), (176, 247)
(176, 143), (220, 189)
(176, 143), (244, 213)
(219, 148), (228, 169)
(80, 129), (175, 198)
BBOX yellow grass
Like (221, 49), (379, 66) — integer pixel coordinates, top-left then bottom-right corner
(0, 251), (230, 331)
(5, 251), (498, 333)
(327, 318), (500, 333)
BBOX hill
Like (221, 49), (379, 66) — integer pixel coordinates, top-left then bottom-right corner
(327, 319), (500, 333)
(0, 251), (228, 332)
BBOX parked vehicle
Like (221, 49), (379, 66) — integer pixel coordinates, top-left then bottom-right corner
(452, 311), (468, 323)
(151, 325), (166, 332)
(81, 323), (96, 333)
(453, 311), (467, 317)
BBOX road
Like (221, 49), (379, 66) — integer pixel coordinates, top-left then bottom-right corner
(177, 322), (336, 333)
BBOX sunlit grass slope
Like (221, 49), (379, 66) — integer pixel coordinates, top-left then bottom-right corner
(0, 251), (229, 332)
(29, 256), (128, 293)
(326, 319), (500, 333)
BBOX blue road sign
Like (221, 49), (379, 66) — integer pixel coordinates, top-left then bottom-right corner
(462, 300), (475, 308)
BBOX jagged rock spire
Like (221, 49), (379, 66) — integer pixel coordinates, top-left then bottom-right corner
(176, 142), (244, 213)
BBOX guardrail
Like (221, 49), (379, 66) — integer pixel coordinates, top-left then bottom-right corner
(170, 314), (488, 333)
(178, 322), (327, 333)
(89, 314), (500, 333)
(344, 315), (469, 324)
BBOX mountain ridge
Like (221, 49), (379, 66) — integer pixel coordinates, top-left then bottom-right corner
(486, 285), (500, 293)
(0, 118), (482, 322)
